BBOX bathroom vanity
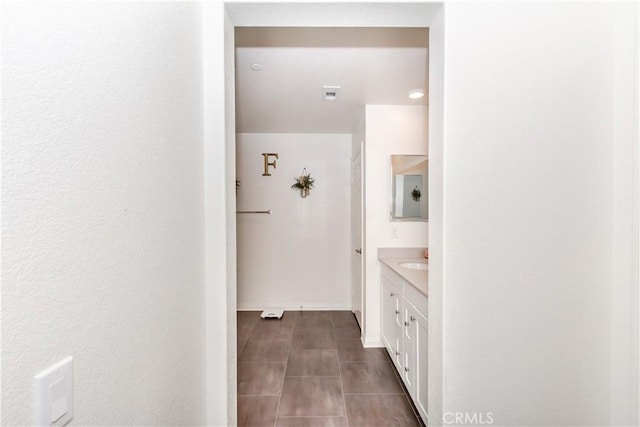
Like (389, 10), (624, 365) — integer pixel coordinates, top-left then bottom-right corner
(379, 248), (428, 424)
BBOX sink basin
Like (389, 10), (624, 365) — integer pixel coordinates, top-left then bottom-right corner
(399, 262), (428, 271)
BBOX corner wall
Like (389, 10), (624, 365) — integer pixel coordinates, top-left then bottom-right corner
(1, 3), (206, 424)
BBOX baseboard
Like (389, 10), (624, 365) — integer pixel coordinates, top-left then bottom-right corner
(237, 305), (353, 312)
(362, 335), (383, 348)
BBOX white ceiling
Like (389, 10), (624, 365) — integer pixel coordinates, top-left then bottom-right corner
(235, 28), (428, 134)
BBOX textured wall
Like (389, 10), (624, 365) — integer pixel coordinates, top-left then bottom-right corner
(442, 3), (622, 426)
(2, 3), (206, 425)
(236, 133), (352, 311)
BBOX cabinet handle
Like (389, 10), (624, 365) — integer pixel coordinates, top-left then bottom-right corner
(404, 367), (409, 372)
(395, 310), (401, 314)
(395, 351), (401, 355)
(410, 316), (416, 322)
(404, 321), (410, 326)
(390, 292), (395, 297)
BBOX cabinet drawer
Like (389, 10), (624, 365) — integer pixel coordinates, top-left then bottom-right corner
(381, 264), (404, 293)
(404, 282), (427, 318)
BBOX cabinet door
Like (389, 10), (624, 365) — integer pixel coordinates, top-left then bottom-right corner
(403, 305), (416, 396)
(381, 276), (402, 371)
(409, 305), (428, 423)
(381, 276), (397, 359)
(391, 294), (403, 371)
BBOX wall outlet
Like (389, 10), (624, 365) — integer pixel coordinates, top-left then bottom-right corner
(391, 226), (399, 239)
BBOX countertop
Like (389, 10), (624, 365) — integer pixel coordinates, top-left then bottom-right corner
(378, 248), (428, 297)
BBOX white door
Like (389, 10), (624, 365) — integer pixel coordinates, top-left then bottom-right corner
(351, 147), (363, 327)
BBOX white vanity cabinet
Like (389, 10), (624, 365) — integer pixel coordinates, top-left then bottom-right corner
(380, 263), (428, 424)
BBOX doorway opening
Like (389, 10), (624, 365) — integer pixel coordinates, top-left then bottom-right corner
(233, 26), (428, 329)
(202, 3), (445, 425)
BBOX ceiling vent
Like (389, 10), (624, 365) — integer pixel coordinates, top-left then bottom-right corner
(322, 86), (341, 101)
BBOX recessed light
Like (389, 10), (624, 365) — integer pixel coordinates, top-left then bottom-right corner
(408, 89), (424, 99)
(250, 63), (263, 71)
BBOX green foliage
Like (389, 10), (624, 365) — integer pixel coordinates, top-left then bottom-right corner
(291, 172), (315, 190)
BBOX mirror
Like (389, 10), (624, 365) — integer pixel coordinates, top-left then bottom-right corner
(391, 155), (428, 221)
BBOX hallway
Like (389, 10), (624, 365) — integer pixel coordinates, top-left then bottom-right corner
(237, 311), (424, 426)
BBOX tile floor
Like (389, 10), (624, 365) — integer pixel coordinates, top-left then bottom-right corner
(237, 310), (424, 427)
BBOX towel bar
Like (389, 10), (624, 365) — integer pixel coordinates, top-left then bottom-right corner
(236, 210), (271, 214)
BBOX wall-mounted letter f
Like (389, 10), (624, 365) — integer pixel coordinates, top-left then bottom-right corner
(262, 153), (278, 176)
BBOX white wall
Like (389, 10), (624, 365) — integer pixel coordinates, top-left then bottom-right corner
(202, 3), (238, 425)
(2, 3), (205, 425)
(236, 133), (352, 310)
(610, 4), (640, 425)
(353, 110), (366, 160)
(427, 6), (445, 425)
(442, 2), (637, 426)
(363, 105), (428, 346)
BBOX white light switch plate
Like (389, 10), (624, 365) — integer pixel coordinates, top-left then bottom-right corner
(391, 226), (399, 239)
(34, 356), (73, 426)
